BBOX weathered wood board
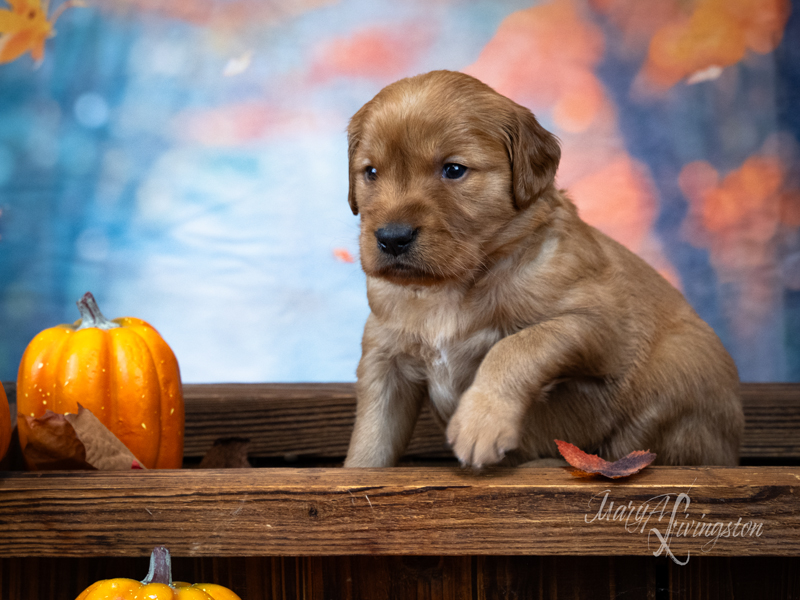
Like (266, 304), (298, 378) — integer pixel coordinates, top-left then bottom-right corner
(4, 382), (798, 460)
(0, 466), (797, 559)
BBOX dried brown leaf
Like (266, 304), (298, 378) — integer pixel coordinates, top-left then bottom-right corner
(21, 411), (94, 471)
(20, 406), (146, 471)
(65, 405), (145, 470)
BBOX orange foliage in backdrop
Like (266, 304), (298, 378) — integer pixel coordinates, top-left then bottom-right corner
(589, 0), (682, 49)
(568, 156), (658, 255)
(309, 25), (434, 84)
(0, 0), (83, 64)
(466, 0), (606, 133)
(680, 154), (796, 257)
(680, 148), (800, 333)
(639, 0), (791, 91)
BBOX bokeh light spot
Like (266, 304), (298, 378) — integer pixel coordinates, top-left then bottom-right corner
(74, 93), (110, 129)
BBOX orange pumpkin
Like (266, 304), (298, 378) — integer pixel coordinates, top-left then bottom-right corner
(76, 546), (242, 600)
(0, 381), (11, 462)
(17, 292), (184, 469)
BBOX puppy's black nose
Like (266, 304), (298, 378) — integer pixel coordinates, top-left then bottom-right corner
(375, 223), (418, 256)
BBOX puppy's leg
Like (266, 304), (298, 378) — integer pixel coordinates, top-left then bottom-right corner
(447, 313), (613, 468)
(345, 365), (425, 467)
(345, 320), (426, 467)
(638, 326), (742, 466)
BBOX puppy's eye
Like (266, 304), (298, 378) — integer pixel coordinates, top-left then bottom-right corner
(442, 163), (468, 180)
(364, 166), (378, 182)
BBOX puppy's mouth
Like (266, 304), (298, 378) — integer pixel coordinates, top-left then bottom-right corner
(367, 224), (445, 285)
(374, 255), (444, 286)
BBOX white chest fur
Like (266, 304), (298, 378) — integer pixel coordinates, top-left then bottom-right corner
(423, 328), (500, 422)
(370, 280), (502, 424)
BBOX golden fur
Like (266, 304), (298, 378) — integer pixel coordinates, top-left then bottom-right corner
(344, 70), (743, 468)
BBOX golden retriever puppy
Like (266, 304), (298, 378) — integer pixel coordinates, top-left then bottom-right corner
(344, 70), (743, 469)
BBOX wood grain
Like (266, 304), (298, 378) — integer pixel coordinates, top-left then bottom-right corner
(667, 556), (800, 600)
(3, 555), (799, 600)
(183, 383), (800, 460)
(181, 383), (451, 460)
(739, 383), (800, 459)
(0, 466), (797, 558)
(5, 382), (796, 460)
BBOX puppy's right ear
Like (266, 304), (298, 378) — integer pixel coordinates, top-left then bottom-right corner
(505, 106), (561, 211)
(346, 112), (363, 216)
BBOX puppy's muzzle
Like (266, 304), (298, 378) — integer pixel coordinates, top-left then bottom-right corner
(375, 223), (418, 257)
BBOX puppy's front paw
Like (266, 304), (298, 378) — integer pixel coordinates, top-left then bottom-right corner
(446, 387), (521, 469)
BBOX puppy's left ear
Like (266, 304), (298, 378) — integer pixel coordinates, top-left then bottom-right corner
(505, 107), (561, 210)
(346, 111), (364, 216)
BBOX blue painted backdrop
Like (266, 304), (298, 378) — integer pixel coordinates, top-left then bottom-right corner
(1, 0), (798, 382)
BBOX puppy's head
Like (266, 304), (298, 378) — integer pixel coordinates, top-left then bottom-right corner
(347, 70), (560, 286)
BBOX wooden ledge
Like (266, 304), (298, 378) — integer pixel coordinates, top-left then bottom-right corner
(1, 466), (798, 558)
(180, 383), (800, 460)
(4, 382), (800, 460)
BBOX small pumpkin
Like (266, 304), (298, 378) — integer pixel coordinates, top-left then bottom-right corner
(17, 292), (184, 469)
(0, 381), (11, 462)
(76, 546), (242, 600)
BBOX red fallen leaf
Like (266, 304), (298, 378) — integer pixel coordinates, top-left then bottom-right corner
(555, 439), (656, 479)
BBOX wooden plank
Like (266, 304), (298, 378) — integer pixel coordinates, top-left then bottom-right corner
(668, 556), (800, 599)
(133, 382), (800, 461)
(475, 556), (657, 600)
(181, 383), (800, 461)
(6, 382), (796, 460)
(0, 466), (797, 558)
(179, 383), (450, 460)
(739, 384), (800, 459)
(2, 381), (450, 461)
(3, 555), (796, 600)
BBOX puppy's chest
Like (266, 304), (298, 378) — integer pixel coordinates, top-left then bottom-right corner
(413, 327), (501, 422)
(375, 282), (504, 420)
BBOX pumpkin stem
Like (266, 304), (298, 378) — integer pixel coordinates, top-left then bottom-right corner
(76, 292), (120, 330)
(142, 545), (173, 586)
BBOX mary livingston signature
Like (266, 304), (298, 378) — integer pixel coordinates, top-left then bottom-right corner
(584, 486), (765, 565)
